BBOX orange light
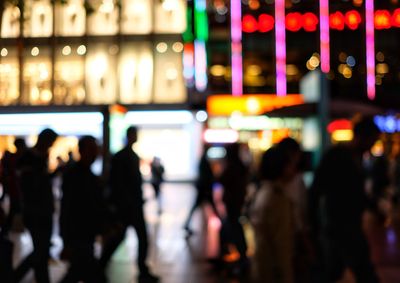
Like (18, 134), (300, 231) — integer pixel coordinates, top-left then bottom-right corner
(258, 14), (275, 32)
(286, 12), (303, 32)
(345, 10), (362, 30)
(207, 94), (304, 116)
(242, 14), (258, 33)
(375, 10), (392, 29)
(303, 12), (319, 32)
(330, 11), (345, 30)
(392, 9), (400, 27)
(327, 119), (352, 133)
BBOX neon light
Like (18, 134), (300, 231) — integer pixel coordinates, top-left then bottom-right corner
(286, 12), (302, 32)
(320, 0), (330, 73)
(194, 40), (208, 92)
(275, 0), (286, 96)
(183, 6), (194, 42)
(345, 10), (362, 30)
(204, 129), (239, 144)
(258, 14), (274, 32)
(242, 15), (258, 33)
(375, 10), (391, 30)
(303, 12), (319, 32)
(194, 0), (209, 41)
(366, 0), (375, 100)
(183, 43), (195, 88)
(231, 0), (242, 96)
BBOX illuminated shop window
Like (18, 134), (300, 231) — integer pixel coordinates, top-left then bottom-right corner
(0, 48), (19, 105)
(54, 45), (86, 105)
(119, 42), (153, 104)
(1, 4), (20, 38)
(87, 0), (119, 35)
(121, 0), (152, 34)
(24, 0), (53, 37)
(55, 0), (86, 36)
(154, 0), (187, 33)
(86, 44), (118, 104)
(154, 42), (186, 103)
(23, 47), (52, 105)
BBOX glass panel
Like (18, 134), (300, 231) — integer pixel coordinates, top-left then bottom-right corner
(23, 47), (52, 105)
(154, 0), (187, 33)
(87, 0), (119, 35)
(24, 0), (53, 37)
(54, 45), (86, 105)
(55, 0), (86, 36)
(1, 4), (20, 38)
(119, 42), (153, 104)
(121, 0), (152, 34)
(86, 43), (118, 104)
(154, 41), (186, 103)
(0, 47), (19, 105)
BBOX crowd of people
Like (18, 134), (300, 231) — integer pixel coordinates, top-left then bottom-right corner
(0, 117), (397, 283)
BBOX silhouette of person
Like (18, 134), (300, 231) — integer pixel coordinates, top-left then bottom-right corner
(184, 144), (218, 236)
(100, 126), (159, 282)
(309, 117), (381, 283)
(14, 128), (58, 283)
(59, 135), (106, 283)
(219, 143), (249, 274)
(150, 156), (164, 214)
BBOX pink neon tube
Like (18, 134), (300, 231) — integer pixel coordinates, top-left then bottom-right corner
(275, 0), (286, 96)
(366, 0), (375, 100)
(319, 0), (330, 73)
(231, 0), (242, 96)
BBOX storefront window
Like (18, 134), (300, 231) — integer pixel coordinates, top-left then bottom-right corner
(24, 0), (53, 37)
(121, 0), (152, 34)
(87, 0), (119, 35)
(0, 48), (19, 105)
(54, 45), (86, 105)
(23, 47), (52, 105)
(55, 0), (86, 36)
(119, 42), (153, 104)
(1, 4), (20, 38)
(154, 41), (186, 103)
(154, 0), (186, 34)
(86, 43), (118, 104)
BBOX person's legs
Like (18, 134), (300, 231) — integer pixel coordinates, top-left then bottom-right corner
(133, 210), (149, 274)
(99, 224), (127, 270)
(184, 192), (202, 231)
(30, 216), (52, 283)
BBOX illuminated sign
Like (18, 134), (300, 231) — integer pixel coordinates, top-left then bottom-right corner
(327, 119), (352, 133)
(242, 9), (400, 33)
(203, 129), (239, 143)
(374, 115), (400, 133)
(207, 94), (304, 116)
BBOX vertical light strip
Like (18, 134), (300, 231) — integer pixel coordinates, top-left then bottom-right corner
(194, 0), (209, 41)
(194, 40), (207, 91)
(275, 0), (287, 96)
(183, 43), (195, 88)
(319, 0), (330, 73)
(366, 0), (375, 100)
(231, 0), (243, 96)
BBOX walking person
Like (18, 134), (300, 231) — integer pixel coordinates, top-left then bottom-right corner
(14, 128), (58, 283)
(100, 126), (159, 283)
(150, 156), (164, 214)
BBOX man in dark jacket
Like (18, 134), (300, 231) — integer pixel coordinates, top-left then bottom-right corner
(100, 126), (159, 282)
(60, 135), (106, 283)
(309, 117), (380, 283)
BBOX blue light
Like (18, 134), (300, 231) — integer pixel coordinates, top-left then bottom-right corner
(346, 56), (356, 67)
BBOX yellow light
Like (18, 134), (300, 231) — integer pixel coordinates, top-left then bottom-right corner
(376, 52), (385, 62)
(246, 98), (261, 114)
(376, 63), (389, 74)
(210, 65), (226, 77)
(246, 65), (262, 76)
(0, 48), (8, 57)
(353, 0), (363, 7)
(309, 56), (320, 68)
(62, 45), (71, 56)
(286, 64), (299, 76)
(332, 129), (353, 142)
(156, 42), (168, 53)
(371, 140), (384, 157)
(343, 66), (352, 79)
(172, 42), (184, 53)
(376, 76), (382, 85)
(306, 60), (316, 71)
(31, 47), (40, 57)
(77, 45), (86, 55)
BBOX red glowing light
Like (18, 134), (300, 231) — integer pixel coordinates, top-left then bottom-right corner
(392, 9), (400, 27)
(330, 11), (345, 30)
(242, 14), (258, 33)
(327, 119), (352, 133)
(375, 10), (391, 30)
(286, 12), (302, 32)
(303, 12), (319, 32)
(345, 10), (362, 30)
(258, 14), (275, 32)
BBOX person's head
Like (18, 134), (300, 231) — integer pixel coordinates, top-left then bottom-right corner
(126, 126), (138, 146)
(78, 135), (98, 166)
(277, 137), (303, 173)
(225, 143), (241, 162)
(352, 117), (380, 153)
(14, 137), (26, 152)
(36, 128), (58, 152)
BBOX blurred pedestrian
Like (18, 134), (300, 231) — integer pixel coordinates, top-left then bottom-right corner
(309, 117), (381, 283)
(59, 136), (106, 283)
(14, 128), (58, 283)
(100, 126), (159, 283)
(150, 156), (164, 214)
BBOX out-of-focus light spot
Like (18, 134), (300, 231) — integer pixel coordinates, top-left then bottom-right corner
(207, 147), (227, 159)
(346, 56), (356, 67)
(306, 60), (316, 71)
(109, 45), (119, 55)
(287, 64), (299, 76)
(343, 66), (352, 78)
(242, 14), (258, 33)
(172, 42), (184, 53)
(258, 14), (274, 32)
(392, 8), (400, 27)
(371, 140), (384, 156)
(375, 10), (392, 30)
(156, 42), (168, 53)
(246, 98), (261, 114)
(286, 12), (303, 32)
(196, 110), (208, 122)
(204, 129), (239, 143)
(210, 65), (226, 77)
(332, 129), (353, 142)
(353, 0), (363, 7)
(62, 45), (71, 56)
(31, 47), (39, 56)
(330, 11), (345, 30)
(77, 45), (86, 55)
(376, 52), (385, 62)
(376, 76), (382, 85)
(0, 48), (8, 57)
(303, 12), (319, 32)
(376, 63), (389, 74)
(339, 52), (347, 62)
(249, 0), (260, 10)
(246, 65), (262, 76)
(309, 55), (320, 68)
(345, 10), (362, 30)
